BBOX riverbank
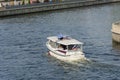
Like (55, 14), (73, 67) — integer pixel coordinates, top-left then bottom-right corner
(0, 0), (120, 17)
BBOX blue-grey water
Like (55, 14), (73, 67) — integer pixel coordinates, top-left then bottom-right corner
(0, 3), (120, 80)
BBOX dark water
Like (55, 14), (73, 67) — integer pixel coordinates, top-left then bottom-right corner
(0, 3), (120, 80)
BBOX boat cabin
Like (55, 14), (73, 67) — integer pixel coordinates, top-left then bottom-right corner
(47, 36), (83, 51)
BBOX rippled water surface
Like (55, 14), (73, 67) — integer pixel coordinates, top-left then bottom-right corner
(0, 3), (120, 80)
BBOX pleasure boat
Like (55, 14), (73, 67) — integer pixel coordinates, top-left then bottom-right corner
(46, 34), (86, 61)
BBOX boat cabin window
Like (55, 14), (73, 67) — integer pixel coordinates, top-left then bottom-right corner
(49, 40), (56, 48)
(68, 44), (82, 51)
(58, 44), (67, 50)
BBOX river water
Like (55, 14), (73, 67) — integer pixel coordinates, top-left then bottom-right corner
(0, 2), (120, 80)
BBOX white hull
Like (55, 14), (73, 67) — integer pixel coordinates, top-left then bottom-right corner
(48, 50), (85, 62)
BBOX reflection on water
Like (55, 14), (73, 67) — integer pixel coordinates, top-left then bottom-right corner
(112, 40), (120, 51)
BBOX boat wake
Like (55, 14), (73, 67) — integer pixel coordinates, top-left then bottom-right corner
(46, 52), (91, 67)
(63, 58), (91, 66)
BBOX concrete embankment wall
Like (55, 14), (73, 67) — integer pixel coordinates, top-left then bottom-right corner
(0, 0), (120, 16)
(112, 21), (120, 43)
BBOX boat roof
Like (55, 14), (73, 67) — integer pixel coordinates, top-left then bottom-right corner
(47, 36), (83, 45)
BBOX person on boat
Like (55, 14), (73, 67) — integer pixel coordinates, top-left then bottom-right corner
(72, 45), (78, 51)
(58, 33), (64, 40)
(58, 44), (66, 50)
(58, 44), (63, 50)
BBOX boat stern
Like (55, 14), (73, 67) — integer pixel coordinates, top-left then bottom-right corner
(66, 51), (86, 61)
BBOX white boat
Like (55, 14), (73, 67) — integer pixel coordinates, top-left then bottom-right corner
(46, 34), (86, 61)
